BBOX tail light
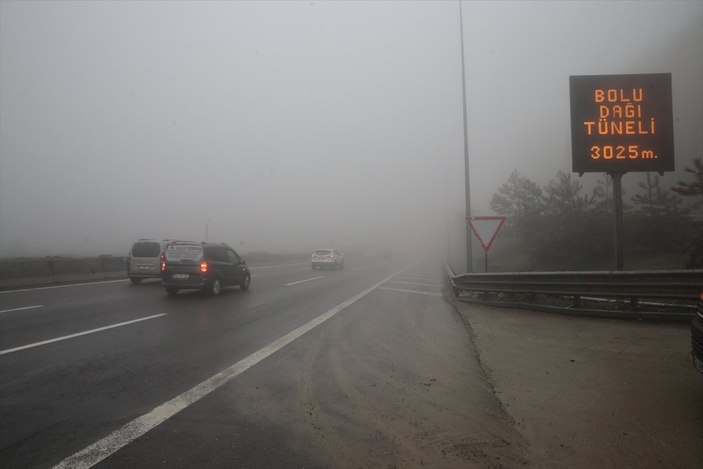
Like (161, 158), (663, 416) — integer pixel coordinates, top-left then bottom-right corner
(160, 253), (165, 272)
(200, 261), (208, 273)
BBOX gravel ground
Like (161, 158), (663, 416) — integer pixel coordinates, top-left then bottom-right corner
(452, 298), (703, 469)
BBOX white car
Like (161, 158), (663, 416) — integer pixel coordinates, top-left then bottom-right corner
(311, 249), (344, 270)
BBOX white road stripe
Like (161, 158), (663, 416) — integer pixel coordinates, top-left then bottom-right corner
(0, 304), (44, 314)
(285, 276), (323, 286)
(389, 281), (443, 288)
(53, 269), (405, 469)
(250, 262), (308, 269)
(0, 313), (167, 356)
(379, 287), (443, 297)
(396, 274), (440, 281)
(0, 279), (129, 294)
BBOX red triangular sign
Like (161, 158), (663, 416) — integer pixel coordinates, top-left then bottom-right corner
(466, 216), (507, 253)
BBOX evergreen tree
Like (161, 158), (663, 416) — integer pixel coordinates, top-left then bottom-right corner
(592, 174), (614, 215)
(489, 170), (544, 236)
(670, 158), (703, 268)
(627, 172), (689, 259)
(532, 171), (609, 269)
(543, 171), (600, 215)
(671, 157), (703, 203)
(631, 172), (686, 216)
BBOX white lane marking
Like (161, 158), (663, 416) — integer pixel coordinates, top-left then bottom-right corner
(0, 279), (129, 294)
(285, 276), (323, 286)
(0, 304), (44, 314)
(389, 281), (443, 288)
(0, 313), (167, 356)
(53, 269), (405, 469)
(379, 287), (443, 297)
(250, 262), (308, 269)
(396, 274), (440, 281)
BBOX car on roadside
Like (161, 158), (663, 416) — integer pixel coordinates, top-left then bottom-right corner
(692, 291), (703, 374)
(161, 241), (250, 296)
(311, 248), (344, 270)
(126, 239), (180, 284)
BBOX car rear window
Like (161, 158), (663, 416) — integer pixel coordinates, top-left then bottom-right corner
(204, 247), (228, 262)
(314, 250), (331, 255)
(131, 242), (160, 257)
(165, 244), (203, 262)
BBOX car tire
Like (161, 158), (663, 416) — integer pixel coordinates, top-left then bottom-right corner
(166, 287), (179, 296)
(130, 277), (142, 285)
(240, 274), (250, 290)
(209, 277), (222, 295)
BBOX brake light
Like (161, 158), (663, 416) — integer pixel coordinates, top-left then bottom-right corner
(160, 253), (165, 272)
(200, 261), (208, 273)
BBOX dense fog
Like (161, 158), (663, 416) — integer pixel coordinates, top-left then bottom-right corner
(1, 1), (701, 259)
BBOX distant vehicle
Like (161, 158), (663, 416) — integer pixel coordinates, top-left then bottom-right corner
(161, 241), (250, 296)
(692, 291), (703, 374)
(126, 239), (178, 284)
(311, 249), (344, 270)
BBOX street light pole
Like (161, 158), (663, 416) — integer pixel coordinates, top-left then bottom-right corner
(459, 1), (473, 272)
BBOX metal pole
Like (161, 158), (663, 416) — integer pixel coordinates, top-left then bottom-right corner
(459, 1), (473, 273)
(612, 173), (624, 270)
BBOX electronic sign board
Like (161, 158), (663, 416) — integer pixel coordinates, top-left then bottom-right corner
(569, 73), (674, 174)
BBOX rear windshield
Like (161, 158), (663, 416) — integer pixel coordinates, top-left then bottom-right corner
(204, 247), (228, 262)
(314, 250), (332, 255)
(165, 244), (203, 262)
(131, 242), (160, 257)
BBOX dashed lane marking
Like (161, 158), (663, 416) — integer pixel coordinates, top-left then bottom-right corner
(0, 279), (129, 294)
(378, 287), (443, 297)
(0, 313), (167, 356)
(0, 304), (44, 314)
(285, 276), (324, 286)
(389, 281), (443, 288)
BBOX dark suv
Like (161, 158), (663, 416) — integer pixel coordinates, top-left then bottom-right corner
(692, 291), (703, 374)
(161, 241), (250, 296)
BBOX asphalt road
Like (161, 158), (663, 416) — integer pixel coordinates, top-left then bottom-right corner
(2, 257), (701, 468)
(0, 257), (524, 468)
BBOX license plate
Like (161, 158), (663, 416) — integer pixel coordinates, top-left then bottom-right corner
(694, 355), (703, 374)
(173, 274), (189, 280)
(139, 265), (151, 270)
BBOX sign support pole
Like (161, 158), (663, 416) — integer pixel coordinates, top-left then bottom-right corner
(611, 172), (625, 270)
(459, 1), (472, 273)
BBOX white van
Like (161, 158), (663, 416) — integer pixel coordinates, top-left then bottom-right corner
(126, 239), (176, 284)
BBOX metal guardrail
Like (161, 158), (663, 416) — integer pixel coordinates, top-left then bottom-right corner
(445, 262), (703, 322)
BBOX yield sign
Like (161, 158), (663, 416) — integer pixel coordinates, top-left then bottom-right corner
(466, 216), (507, 253)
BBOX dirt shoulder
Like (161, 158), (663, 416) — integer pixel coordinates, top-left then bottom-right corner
(451, 298), (703, 469)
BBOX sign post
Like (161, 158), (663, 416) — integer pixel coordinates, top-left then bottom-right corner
(569, 73), (674, 269)
(466, 216), (507, 272)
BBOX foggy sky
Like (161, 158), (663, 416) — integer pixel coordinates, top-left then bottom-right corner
(1, 1), (701, 257)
